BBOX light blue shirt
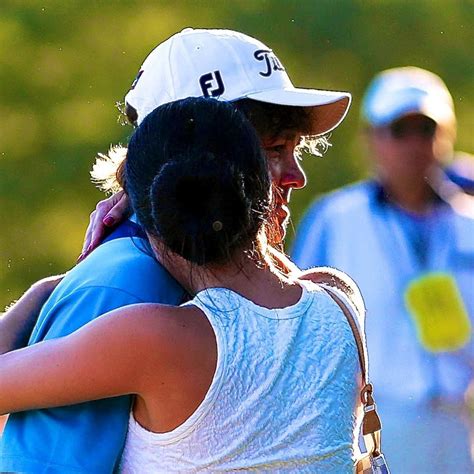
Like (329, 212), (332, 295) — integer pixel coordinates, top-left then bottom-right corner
(292, 181), (474, 472)
(0, 227), (184, 473)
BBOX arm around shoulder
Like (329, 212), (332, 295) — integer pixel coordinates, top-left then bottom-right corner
(0, 303), (196, 415)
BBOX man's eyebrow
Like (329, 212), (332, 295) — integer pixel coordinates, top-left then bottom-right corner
(274, 130), (303, 142)
(281, 129), (300, 139)
(260, 130), (303, 146)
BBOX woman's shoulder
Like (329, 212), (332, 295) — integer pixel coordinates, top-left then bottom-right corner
(102, 303), (215, 364)
(104, 303), (217, 394)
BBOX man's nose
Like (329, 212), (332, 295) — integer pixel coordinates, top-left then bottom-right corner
(403, 133), (436, 154)
(280, 155), (307, 189)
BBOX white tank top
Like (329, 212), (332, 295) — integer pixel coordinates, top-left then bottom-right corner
(119, 281), (360, 473)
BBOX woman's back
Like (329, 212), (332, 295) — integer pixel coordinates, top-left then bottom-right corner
(119, 281), (359, 473)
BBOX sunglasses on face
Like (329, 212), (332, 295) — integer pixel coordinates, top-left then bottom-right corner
(387, 118), (437, 139)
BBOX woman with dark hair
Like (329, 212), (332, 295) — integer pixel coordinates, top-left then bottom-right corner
(1, 97), (363, 472)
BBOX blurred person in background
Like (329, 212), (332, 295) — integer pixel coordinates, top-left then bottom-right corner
(292, 66), (474, 472)
(0, 28), (353, 473)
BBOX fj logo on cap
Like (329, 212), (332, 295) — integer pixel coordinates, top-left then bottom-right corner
(199, 71), (225, 98)
(254, 50), (285, 77)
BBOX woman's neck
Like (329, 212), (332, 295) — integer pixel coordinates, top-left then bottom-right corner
(166, 251), (301, 310)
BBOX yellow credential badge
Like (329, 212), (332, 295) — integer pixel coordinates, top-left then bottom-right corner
(404, 272), (472, 352)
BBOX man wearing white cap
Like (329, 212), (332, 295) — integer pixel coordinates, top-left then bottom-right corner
(0, 28), (352, 473)
(292, 67), (474, 472)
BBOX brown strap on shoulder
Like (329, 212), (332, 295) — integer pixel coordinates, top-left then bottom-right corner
(321, 284), (382, 453)
(321, 285), (368, 383)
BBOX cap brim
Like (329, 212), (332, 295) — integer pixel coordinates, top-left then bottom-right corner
(366, 91), (456, 129)
(377, 103), (454, 128)
(245, 87), (351, 136)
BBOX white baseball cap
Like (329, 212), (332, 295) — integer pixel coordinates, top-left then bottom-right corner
(361, 66), (456, 130)
(125, 28), (351, 136)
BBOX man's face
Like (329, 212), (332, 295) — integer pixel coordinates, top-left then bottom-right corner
(369, 114), (439, 186)
(261, 131), (307, 241)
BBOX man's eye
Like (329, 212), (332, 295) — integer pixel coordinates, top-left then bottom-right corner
(265, 145), (285, 155)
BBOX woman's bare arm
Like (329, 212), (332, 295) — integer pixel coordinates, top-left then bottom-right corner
(0, 303), (215, 419)
(0, 305), (151, 414)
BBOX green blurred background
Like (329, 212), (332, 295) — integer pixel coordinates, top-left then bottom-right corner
(1, 0), (473, 308)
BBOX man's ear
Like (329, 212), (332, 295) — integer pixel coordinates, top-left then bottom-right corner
(125, 102), (138, 127)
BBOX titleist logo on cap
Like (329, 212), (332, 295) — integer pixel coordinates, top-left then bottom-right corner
(198, 49), (285, 98)
(253, 50), (285, 77)
(124, 28), (351, 134)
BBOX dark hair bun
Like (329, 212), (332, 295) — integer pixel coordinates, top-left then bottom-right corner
(125, 97), (271, 266)
(150, 152), (253, 265)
